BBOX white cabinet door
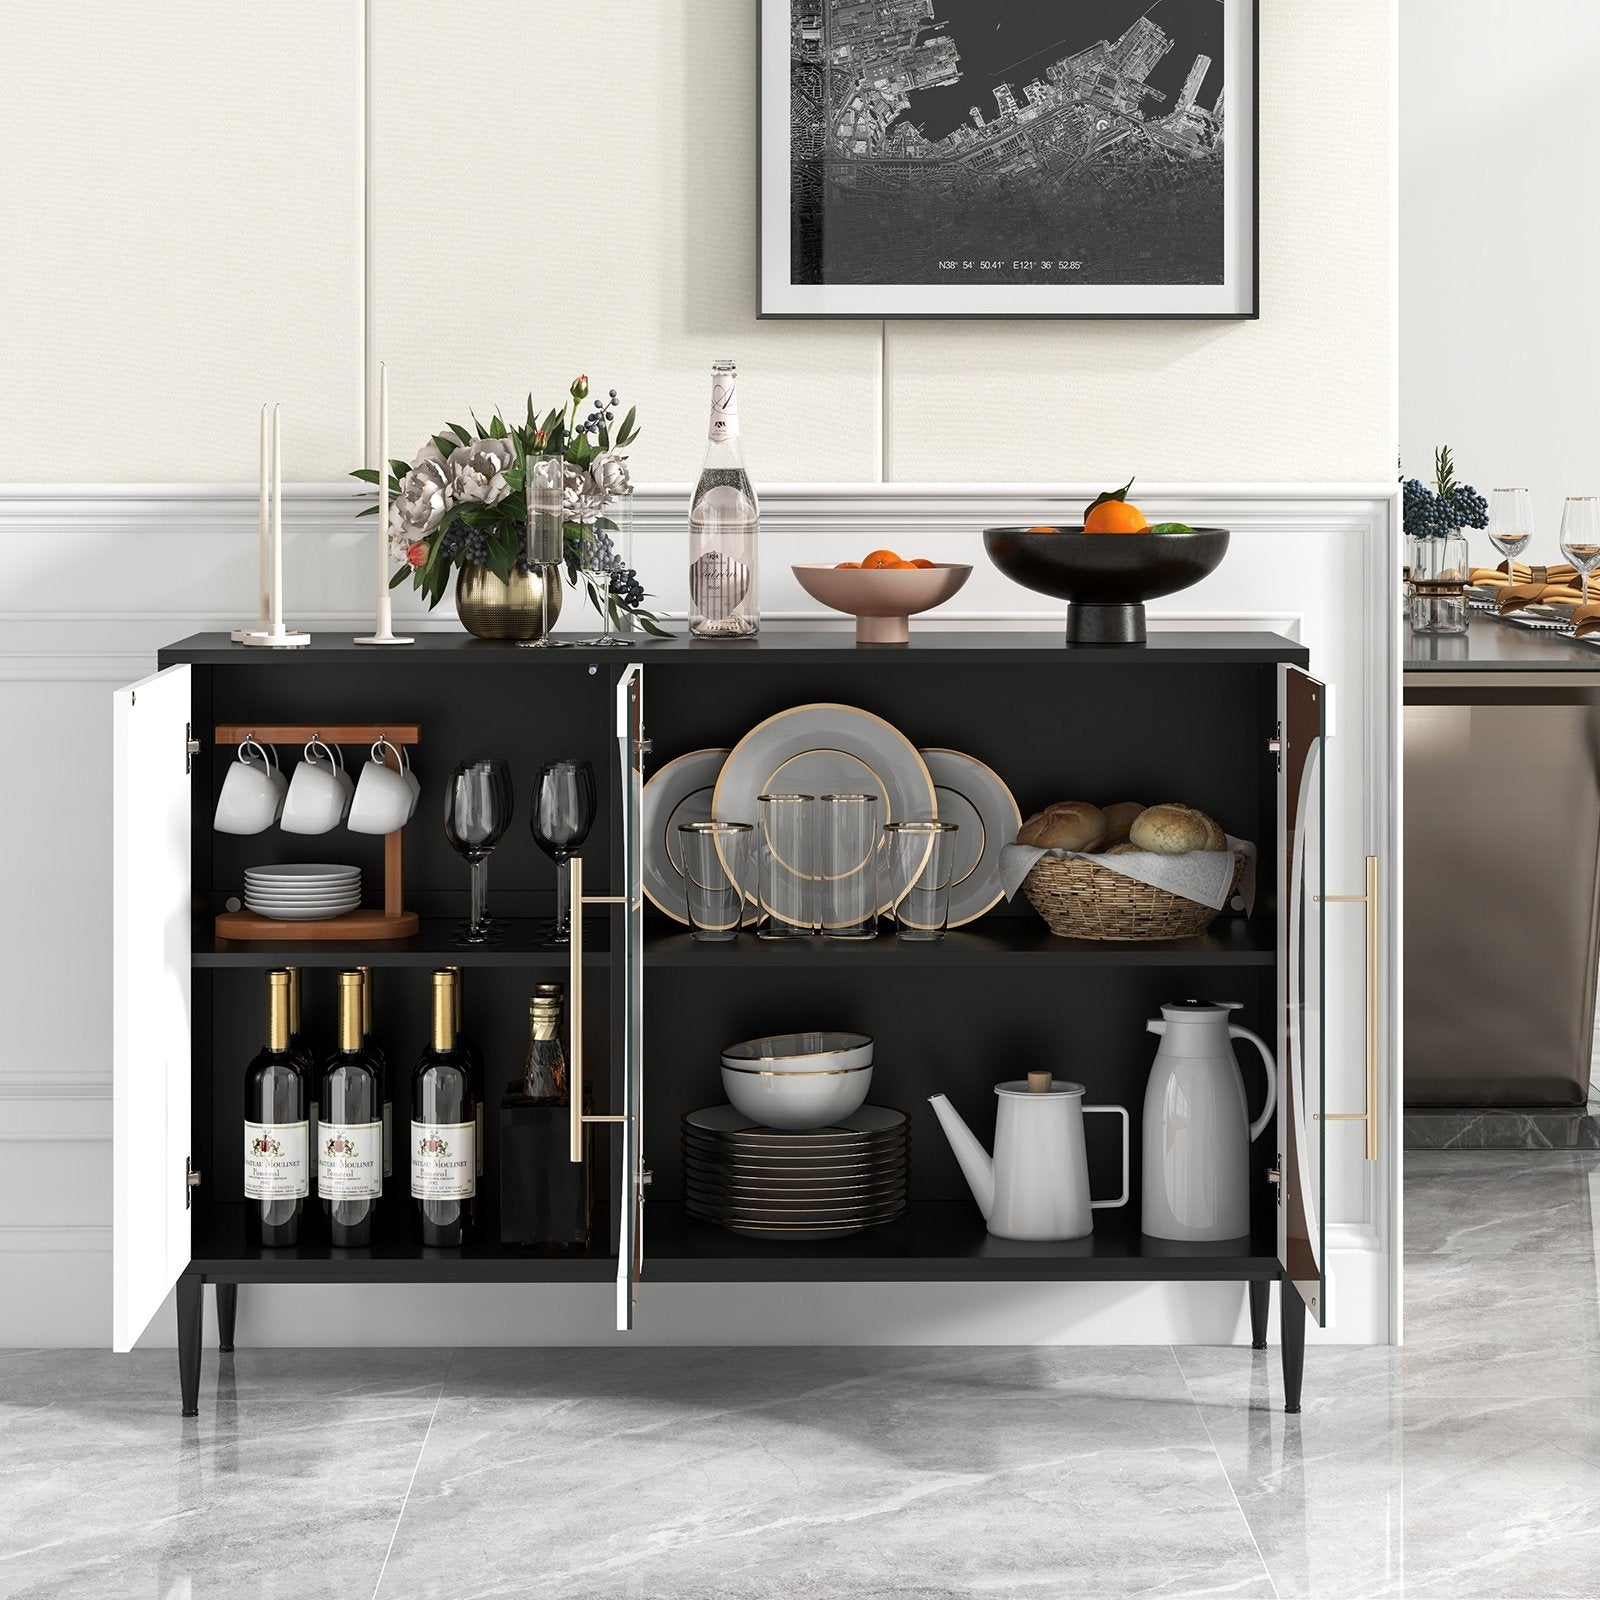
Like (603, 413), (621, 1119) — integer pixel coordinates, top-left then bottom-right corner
(112, 664), (192, 1351)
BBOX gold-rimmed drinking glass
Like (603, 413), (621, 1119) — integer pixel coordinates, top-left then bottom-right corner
(1560, 497), (1600, 605)
(1487, 488), (1534, 581)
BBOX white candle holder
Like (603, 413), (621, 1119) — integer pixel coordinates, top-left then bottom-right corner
(355, 362), (414, 647)
(239, 404), (311, 648)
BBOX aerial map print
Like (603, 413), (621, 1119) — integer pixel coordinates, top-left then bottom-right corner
(790, 0), (1227, 289)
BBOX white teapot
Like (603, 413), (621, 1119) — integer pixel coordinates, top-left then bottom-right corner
(929, 1074), (1129, 1241)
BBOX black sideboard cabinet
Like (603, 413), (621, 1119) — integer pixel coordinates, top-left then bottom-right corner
(114, 631), (1325, 1415)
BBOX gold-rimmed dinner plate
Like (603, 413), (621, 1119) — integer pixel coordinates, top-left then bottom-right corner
(921, 748), (1022, 927)
(684, 1105), (906, 1141)
(641, 748), (730, 922)
(685, 1181), (908, 1210)
(713, 705), (934, 914)
(683, 1147), (908, 1179)
(686, 1194), (908, 1224)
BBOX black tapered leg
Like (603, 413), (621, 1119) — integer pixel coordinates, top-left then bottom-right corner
(1248, 1279), (1270, 1351)
(1280, 1278), (1306, 1414)
(215, 1283), (238, 1353)
(177, 1274), (203, 1417)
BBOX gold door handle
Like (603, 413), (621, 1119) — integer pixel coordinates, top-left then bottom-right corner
(568, 853), (627, 1162)
(1315, 853), (1380, 1162)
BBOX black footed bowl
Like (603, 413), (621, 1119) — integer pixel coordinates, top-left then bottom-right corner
(982, 525), (1231, 645)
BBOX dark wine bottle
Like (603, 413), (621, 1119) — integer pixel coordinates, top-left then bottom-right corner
(357, 965), (393, 1181)
(411, 969), (477, 1246)
(244, 969), (309, 1248)
(500, 983), (592, 1249)
(318, 971), (383, 1247)
(446, 964), (486, 1181)
(286, 966), (320, 1196)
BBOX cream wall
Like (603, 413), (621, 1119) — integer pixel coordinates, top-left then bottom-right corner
(1401, 0), (1600, 551)
(1, 1), (1396, 486)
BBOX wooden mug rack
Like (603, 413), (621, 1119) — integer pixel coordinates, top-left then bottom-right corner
(213, 722), (421, 943)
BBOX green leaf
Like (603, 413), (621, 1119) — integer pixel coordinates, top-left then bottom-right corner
(503, 466), (524, 493)
(526, 393), (537, 431)
(357, 504), (379, 518)
(389, 567), (410, 590)
(450, 423), (473, 446)
(598, 426), (611, 451)
(638, 613), (673, 639)
(617, 405), (637, 444)
(489, 414), (506, 439)
(350, 467), (380, 485)
(470, 411), (488, 438)
(1085, 477), (1135, 517)
(390, 458), (410, 480)
(432, 434), (458, 460)
(486, 542), (514, 585)
(1147, 521), (1197, 535)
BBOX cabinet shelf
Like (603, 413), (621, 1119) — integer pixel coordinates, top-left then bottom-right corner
(643, 920), (1275, 968)
(645, 1202), (1279, 1282)
(191, 1200), (1277, 1285)
(191, 1203), (617, 1282)
(194, 916), (612, 968)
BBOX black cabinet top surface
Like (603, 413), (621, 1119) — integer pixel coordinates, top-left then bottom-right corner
(159, 629), (1307, 668)
(1406, 615), (1600, 672)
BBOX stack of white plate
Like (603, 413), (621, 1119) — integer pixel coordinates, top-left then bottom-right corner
(244, 863), (361, 920)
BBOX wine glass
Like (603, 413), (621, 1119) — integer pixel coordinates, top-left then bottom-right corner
(443, 759), (513, 944)
(571, 490), (636, 647)
(1487, 488), (1534, 582)
(1561, 497), (1600, 605)
(518, 456), (570, 650)
(531, 758), (597, 944)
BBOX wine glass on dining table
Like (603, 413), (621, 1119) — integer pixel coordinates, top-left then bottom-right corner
(1487, 488), (1534, 583)
(532, 757), (597, 944)
(444, 759), (514, 944)
(1561, 497), (1600, 607)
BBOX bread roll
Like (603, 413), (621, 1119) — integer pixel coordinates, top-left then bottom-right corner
(1101, 801), (1146, 845)
(1105, 840), (1141, 855)
(1129, 803), (1219, 855)
(1018, 801), (1107, 852)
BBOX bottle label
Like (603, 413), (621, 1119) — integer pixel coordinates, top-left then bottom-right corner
(244, 1120), (309, 1200)
(410, 1120), (475, 1200)
(318, 1121), (382, 1200)
(709, 369), (739, 444)
(476, 1106), (485, 1178)
(383, 1101), (393, 1180)
(308, 1101), (318, 1181)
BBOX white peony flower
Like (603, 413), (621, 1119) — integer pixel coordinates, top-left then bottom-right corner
(448, 437), (516, 508)
(563, 462), (606, 523)
(388, 457), (452, 544)
(589, 451), (633, 501)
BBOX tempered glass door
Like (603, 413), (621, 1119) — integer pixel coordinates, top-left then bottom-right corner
(1277, 665), (1326, 1326)
(615, 663), (645, 1330)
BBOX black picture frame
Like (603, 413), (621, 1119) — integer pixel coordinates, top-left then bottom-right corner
(758, 0), (1260, 320)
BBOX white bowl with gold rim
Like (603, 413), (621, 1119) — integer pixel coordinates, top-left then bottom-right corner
(720, 1062), (874, 1130)
(720, 1031), (873, 1075)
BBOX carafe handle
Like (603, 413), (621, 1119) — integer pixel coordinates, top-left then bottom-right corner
(1228, 1025), (1278, 1141)
(1084, 1105), (1130, 1210)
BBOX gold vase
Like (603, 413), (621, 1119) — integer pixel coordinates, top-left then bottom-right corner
(454, 564), (564, 641)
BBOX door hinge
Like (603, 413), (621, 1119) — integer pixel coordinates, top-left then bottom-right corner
(1267, 1161), (1282, 1204)
(639, 737), (654, 759)
(185, 1156), (202, 1209)
(185, 723), (202, 775)
(641, 1164), (653, 1189)
(1268, 721), (1282, 772)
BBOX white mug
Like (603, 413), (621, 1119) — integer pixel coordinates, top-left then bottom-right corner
(348, 742), (414, 835)
(213, 740), (285, 835)
(281, 739), (351, 836)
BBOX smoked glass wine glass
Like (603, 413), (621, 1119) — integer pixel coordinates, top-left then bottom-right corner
(531, 758), (597, 944)
(444, 759), (513, 944)
(1487, 488), (1534, 582)
(1561, 496), (1600, 606)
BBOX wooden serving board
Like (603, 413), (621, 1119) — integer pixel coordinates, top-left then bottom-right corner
(214, 908), (420, 943)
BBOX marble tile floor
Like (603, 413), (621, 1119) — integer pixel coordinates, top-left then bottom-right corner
(2, 1151), (1597, 1600)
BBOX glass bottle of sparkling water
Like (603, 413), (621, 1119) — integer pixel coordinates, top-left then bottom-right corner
(689, 360), (759, 637)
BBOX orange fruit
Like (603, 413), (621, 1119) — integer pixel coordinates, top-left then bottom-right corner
(862, 549), (904, 569)
(835, 560), (861, 569)
(1027, 524), (1059, 533)
(910, 558), (936, 569)
(1084, 500), (1150, 535)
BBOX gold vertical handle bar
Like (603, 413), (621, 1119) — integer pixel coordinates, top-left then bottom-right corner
(568, 853), (626, 1162)
(1316, 854), (1380, 1162)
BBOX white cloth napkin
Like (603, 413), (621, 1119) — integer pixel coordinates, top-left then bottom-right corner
(1000, 835), (1258, 915)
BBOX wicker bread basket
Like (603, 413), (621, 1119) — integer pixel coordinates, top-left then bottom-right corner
(1022, 851), (1245, 942)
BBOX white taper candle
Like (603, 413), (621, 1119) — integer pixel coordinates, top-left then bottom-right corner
(258, 404), (271, 622)
(378, 362), (390, 592)
(271, 405), (283, 632)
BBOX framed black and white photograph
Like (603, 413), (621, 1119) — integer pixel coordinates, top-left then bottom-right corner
(760, 0), (1258, 318)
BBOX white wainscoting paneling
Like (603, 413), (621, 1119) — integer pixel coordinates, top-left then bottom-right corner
(0, 482), (1400, 1347)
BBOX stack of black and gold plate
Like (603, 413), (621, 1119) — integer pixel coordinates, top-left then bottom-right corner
(682, 1105), (909, 1239)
